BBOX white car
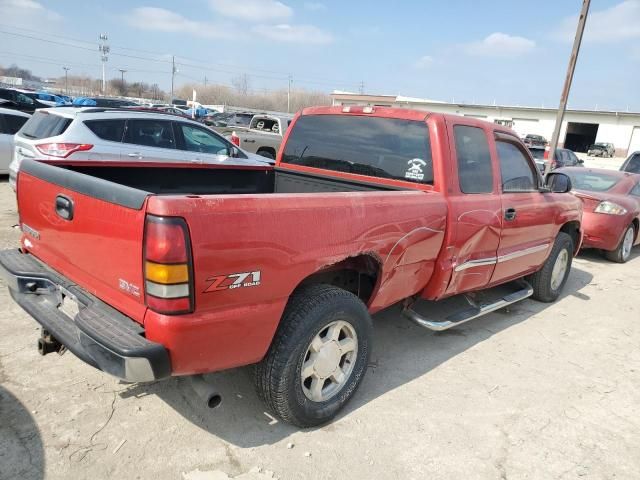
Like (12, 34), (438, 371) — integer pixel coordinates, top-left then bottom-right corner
(0, 108), (31, 174)
(10, 107), (272, 189)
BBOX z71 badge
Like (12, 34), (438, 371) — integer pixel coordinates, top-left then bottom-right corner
(204, 271), (261, 293)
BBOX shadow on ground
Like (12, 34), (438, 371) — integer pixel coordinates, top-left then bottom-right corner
(119, 265), (594, 448)
(0, 385), (45, 480)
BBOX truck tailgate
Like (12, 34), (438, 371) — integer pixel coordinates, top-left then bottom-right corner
(17, 160), (149, 323)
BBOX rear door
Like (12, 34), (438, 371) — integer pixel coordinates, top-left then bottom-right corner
(491, 133), (554, 283)
(17, 160), (149, 322)
(444, 122), (502, 294)
(121, 118), (181, 163)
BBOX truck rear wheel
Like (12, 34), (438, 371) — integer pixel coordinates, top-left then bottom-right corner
(528, 232), (573, 303)
(257, 149), (275, 160)
(255, 284), (372, 427)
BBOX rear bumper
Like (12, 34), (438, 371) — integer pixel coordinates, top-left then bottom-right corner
(0, 249), (170, 382)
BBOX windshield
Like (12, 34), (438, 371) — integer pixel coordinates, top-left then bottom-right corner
(281, 114), (433, 185)
(564, 170), (621, 192)
(528, 148), (545, 159)
(622, 153), (640, 173)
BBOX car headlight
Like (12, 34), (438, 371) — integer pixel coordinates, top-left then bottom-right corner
(594, 201), (627, 215)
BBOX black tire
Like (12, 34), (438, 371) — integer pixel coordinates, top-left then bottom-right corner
(528, 232), (574, 303)
(255, 284), (372, 428)
(257, 149), (275, 160)
(604, 224), (636, 263)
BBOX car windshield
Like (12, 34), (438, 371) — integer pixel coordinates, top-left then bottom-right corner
(528, 148), (545, 159)
(564, 170), (621, 192)
(622, 153), (640, 173)
(591, 144), (605, 149)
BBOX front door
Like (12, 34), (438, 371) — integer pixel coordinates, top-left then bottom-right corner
(491, 133), (555, 283)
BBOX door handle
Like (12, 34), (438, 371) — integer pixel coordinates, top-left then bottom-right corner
(127, 152), (142, 158)
(504, 207), (517, 221)
(55, 194), (74, 220)
(244, 139), (255, 143)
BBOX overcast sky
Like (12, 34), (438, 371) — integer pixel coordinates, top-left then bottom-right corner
(0, 0), (638, 110)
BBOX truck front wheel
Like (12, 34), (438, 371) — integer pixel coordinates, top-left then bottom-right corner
(256, 284), (372, 427)
(528, 232), (574, 303)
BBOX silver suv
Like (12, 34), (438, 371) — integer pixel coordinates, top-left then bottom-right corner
(10, 107), (272, 188)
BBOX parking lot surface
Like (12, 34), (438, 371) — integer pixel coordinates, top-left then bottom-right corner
(1, 169), (639, 480)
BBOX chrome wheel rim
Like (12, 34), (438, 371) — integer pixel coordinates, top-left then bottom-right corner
(301, 320), (358, 402)
(550, 249), (569, 291)
(622, 227), (634, 261)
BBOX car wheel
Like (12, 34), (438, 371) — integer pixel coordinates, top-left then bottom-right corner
(257, 149), (275, 160)
(255, 284), (372, 427)
(528, 232), (574, 303)
(605, 224), (636, 263)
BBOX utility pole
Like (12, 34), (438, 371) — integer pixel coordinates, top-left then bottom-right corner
(204, 76), (208, 87)
(171, 55), (177, 103)
(359, 81), (364, 95)
(98, 33), (109, 95)
(63, 66), (70, 94)
(287, 75), (293, 113)
(119, 69), (127, 95)
(545, 0), (590, 175)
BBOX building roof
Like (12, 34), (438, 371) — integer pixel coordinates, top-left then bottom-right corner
(330, 91), (640, 118)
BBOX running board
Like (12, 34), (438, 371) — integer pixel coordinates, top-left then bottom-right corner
(402, 282), (534, 331)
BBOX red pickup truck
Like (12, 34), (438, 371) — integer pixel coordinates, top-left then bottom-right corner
(0, 106), (582, 427)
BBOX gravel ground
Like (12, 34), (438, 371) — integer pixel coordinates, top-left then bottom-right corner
(1, 168), (639, 480)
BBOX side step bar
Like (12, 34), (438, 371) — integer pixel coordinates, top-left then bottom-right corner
(402, 282), (534, 332)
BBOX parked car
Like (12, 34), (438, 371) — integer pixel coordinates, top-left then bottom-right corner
(72, 97), (139, 107)
(557, 167), (639, 263)
(588, 142), (615, 158)
(209, 112), (255, 135)
(620, 151), (640, 174)
(0, 88), (50, 113)
(230, 113), (293, 160)
(0, 108), (30, 174)
(523, 134), (547, 147)
(0, 106), (581, 427)
(9, 107), (271, 189)
(529, 147), (582, 171)
(36, 92), (70, 107)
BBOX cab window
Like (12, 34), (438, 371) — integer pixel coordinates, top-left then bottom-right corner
(496, 141), (538, 192)
(454, 125), (493, 194)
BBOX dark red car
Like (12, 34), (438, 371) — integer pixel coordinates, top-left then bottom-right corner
(558, 167), (640, 262)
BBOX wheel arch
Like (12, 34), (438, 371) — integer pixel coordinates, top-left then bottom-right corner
(257, 146), (277, 157)
(559, 220), (581, 255)
(294, 253), (383, 307)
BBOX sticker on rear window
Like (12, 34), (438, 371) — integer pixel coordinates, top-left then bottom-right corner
(405, 158), (427, 181)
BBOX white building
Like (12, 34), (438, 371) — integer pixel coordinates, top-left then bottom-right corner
(331, 92), (640, 157)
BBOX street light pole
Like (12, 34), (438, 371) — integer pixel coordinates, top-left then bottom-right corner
(119, 68), (127, 95)
(545, 0), (591, 175)
(63, 66), (70, 95)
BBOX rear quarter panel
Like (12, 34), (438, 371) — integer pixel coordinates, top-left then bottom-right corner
(144, 190), (447, 374)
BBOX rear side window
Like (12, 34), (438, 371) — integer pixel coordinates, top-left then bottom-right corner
(454, 125), (493, 193)
(84, 119), (126, 142)
(622, 153), (640, 174)
(20, 111), (72, 139)
(124, 119), (175, 149)
(630, 183), (640, 197)
(281, 114), (433, 185)
(1, 114), (29, 134)
(497, 141), (538, 192)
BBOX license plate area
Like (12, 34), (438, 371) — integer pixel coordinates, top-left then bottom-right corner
(57, 288), (80, 320)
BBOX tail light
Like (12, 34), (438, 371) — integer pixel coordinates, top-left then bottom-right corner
(35, 143), (93, 158)
(230, 131), (240, 146)
(144, 215), (194, 315)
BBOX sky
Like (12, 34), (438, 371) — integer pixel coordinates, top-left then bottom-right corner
(0, 0), (638, 110)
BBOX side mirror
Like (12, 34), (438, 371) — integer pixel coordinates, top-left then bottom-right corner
(577, 158), (584, 164)
(546, 172), (572, 193)
(229, 146), (240, 158)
